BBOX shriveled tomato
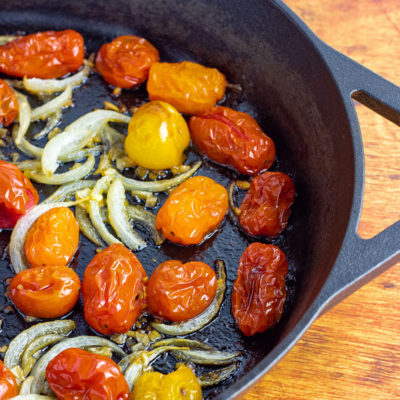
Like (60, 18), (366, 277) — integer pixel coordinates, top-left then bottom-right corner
(24, 207), (79, 268)
(189, 106), (276, 175)
(231, 243), (288, 336)
(156, 176), (228, 245)
(131, 365), (202, 400)
(46, 348), (129, 400)
(10, 265), (80, 318)
(147, 260), (217, 322)
(96, 35), (159, 88)
(125, 101), (190, 169)
(0, 30), (84, 79)
(238, 172), (295, 237)
(0, 360), (18, 400)
(0, 79), (18, 127)
(0, 160), (39, 229)
(82, 243), (147, 335)
(147, 61), (226, 115)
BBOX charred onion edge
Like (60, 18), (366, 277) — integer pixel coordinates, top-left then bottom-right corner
(197, 363), (238, 387)
(4, 320), (75, 370)
(171, 348), (240, 366)
(152, 338), (214, 351)
(151, 259), (226, 335)
(75, 205), (105, 247)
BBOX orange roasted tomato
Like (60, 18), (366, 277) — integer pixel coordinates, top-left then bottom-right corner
(0, 160), (39, 229)
(46, 348), (129, 400)
(0, 79), (18, 127)
(96, 35), (159, 88)
(147, 260), (217, 322)
(24, 207), (79, 268)
(231, 243), (288, 336)
(239, 172), (295, 237)
(147, 61), (226, 115)
(82, 243), (147, 335)
(0, 30), (84, 79)
(10, 265), (81, 318)
(0, 360), (18, 400)
(156, 176), (228, 245)
(189, 106), (276, 175)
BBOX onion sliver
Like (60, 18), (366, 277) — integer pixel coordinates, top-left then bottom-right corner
(22, 60), (92, 94)
(19, 376), (35, 395)
(4, 320), (75, 370)
(171, 348), (240, 365)
(33, 110), (62, 141)
(151, 260), (227, 335)
(30, 85), (72, 122)
(10, 395), (57, 400)
(198, 363), (237, 388)
(152, 338), (214, 351)
(25, 155), (95, 185)
(42, 110), (130, 176)
(107, 178), (146, 251)
(0, 35), (17, 45)
(30, 336), (126, 394)
(75, 205), (104, 247)
(9, 202), (77, 273)
(42, 181), (96, 204)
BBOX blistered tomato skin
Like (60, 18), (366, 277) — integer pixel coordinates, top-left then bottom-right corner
(24, 207), (79, 269)
(131, 365), (202, 400)
(0, 160), (39, 229)
(0, 79), (18, 127)
(156, 176), (228, 245)
(147, 260), (217, 322)
(0, 360), (18, 400)
(0, 30), (84, 79)
(125, 101), (190, 170)
(46, 348), (129, 400)
(147, 61), (226, 115)
(239, 172), (295, 237)
(189, 106), (276, 175)
(10, 265), (81, 319)
(231, 243), (288, 336)
(82, 243), (147, 335)
(96, 35), (159, 88)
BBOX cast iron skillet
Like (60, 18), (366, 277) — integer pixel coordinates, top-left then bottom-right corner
(0, 0), (400, 399)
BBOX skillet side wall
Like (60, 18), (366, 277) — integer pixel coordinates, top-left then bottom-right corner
(0, 0), (355, 395)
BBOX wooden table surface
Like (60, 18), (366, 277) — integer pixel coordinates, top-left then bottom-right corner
(244, 1), (400, 399)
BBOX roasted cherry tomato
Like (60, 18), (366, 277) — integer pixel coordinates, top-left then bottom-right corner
(0, 30), (84, 79)
(147, 260), (217, 322)
(189, 106), (276, 175)
(131, 365), (202, 400)
(0, 360), (18, 400)
(231, 243), (288, 336)
(10, 265), (80, 318)
(147, 61), (226, 115)
(0, 160), (39, 229)
(238, 172), (295, 237)
(125, 101), (190, 169)
(46, 348), (129, 400)
(24, 207), (79, 269)
(96, 35), (159, 88)
(0, 79), (18, 127)
(82, 243), (147, 335)
(156, 176), (228, 245)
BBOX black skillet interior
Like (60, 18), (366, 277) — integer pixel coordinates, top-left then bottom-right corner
(0, 0), (356, 398)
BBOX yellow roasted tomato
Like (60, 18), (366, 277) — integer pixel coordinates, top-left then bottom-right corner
(130, 366), (202, 400)
(124, 101), (190, 170)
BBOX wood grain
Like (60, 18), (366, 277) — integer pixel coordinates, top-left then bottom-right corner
(244, 1), (400, 399)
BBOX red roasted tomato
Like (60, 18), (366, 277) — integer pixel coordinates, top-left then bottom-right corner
(156, 176), (228, 245)
(231, 243), (288, 336)
(189, 106), (276, 175)
(0, 79), (18, 127)
(96, 35), (159, 88)
(0, 30), (84, 79)
(0, 360), (18, 400)
(0, 160), (39, 229)
(82, 243), (147, 335)
(238, 171), (295, 237)
(10, 265), (81, 319)
(24, 207), (80, 268)
(46, 348), (129, 400)
(147, 260), (217, 322)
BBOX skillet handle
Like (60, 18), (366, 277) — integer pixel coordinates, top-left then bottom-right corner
(316, 44), (400, 314)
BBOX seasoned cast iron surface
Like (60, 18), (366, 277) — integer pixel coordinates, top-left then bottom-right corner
(0, 29), (301, 398)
